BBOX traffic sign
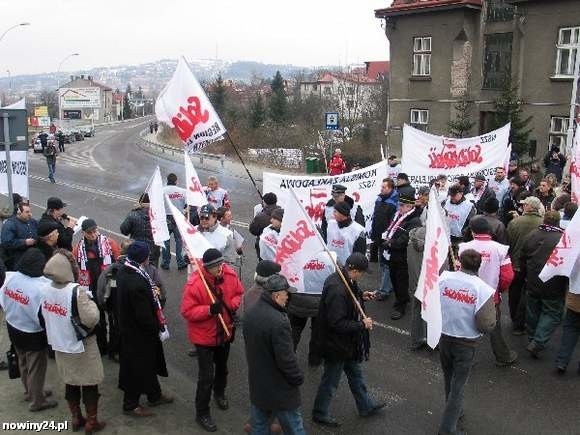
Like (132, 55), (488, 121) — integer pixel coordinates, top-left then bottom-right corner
(325, 112), (339, 130)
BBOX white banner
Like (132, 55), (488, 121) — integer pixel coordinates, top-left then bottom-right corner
(275, 190), (334, 293)
(401, 123), (510, 186)
(146, 167), (170, 247)
(0, 151), (29, 198)
(155, 56), (226, 154)
(184, 153), (207, 207)
(165, 196), (213, 260)
(59, 87), (100, 109)
(539, 210), (580, 294)
(570, 124), (580, 204)
(1, 98), (25, 109)
(414, 187), (451, 349)
(263, 160), (388, 226)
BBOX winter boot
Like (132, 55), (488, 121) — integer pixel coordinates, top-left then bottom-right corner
(84, 396), (106, 434)
(67, 400), (86, 432)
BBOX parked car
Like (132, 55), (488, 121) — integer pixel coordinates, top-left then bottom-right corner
(80, 125), (95, 137)
(72, 130), (84, 141)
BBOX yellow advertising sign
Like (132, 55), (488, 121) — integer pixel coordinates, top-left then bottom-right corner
(34, 106), (49, 117)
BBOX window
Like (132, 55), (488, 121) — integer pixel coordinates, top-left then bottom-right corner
(549, 116), (570, 149)
(483, 33), (513, 89)
(486, 0), (514, 22)
(324, 86), (332, 95)
(410, 109), (429, 130)
(555, 27), (580, 76)
(312, 84), (318, 91)
(413, 36), (431, 76)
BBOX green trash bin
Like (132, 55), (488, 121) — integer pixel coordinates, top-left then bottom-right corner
(305, 157), (316, 174)
(311, 157), (319, 173)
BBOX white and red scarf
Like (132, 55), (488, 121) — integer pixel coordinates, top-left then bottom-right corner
(124, 259), (170, 342)
(383, 208), (416, 241)
(76, 235), (113, 286)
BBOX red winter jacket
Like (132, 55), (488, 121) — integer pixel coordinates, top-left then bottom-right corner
(328, 155), (346, 175)
(180, 264), (244, 347)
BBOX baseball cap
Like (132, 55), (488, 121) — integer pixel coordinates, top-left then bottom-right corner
(199, 204), (216, 217)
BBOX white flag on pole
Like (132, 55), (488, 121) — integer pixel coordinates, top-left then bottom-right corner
(165, 196), (213, 260)
(155, 56), (226, 154)
(539, 210), (580, 294)
(414, 187), (451, 348)
(184, 153), (208, 207)
(570, 124), (580, 204)
(503, 143), (512, 174)
(275, 189), (333, 293)
(146, 167), (170, 247)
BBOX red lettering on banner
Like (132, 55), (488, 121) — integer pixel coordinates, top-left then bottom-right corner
(570, 160), (580, 178)
(352, 192), (360, 202)
(43, 301), (68, 317)
(546, 247), (566, 267)
(168, 192), (184, 199)
(172, 96), (210, 141)
(442, 287), (476, 305)
(4, 288), (29, 305)
(305, 202), (325, 221)
(304, 259), (326, 271)
(330, 239), (344, 248)
(275, 220), (316, 264)
(186, 224), (199, 235)
(448, 212), (460, 222)
(309, 189), (327, 199)
(428, 139), (483, 169)
(421, 227), (442, 309)
(189, 177), (203, 193)
(149, 208), (158, 235)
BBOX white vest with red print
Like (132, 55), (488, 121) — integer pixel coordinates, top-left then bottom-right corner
(458, 236), (510, 291)
(259, 226), (279, 262)
(439, 270), (495, 339)
(302, 251), (336, 294)
(0, 272), (46, 333)
(163, 185), (187, 214)
(206, 187), (229, 208)
(41, 283), (85, 353)
(444, 199), (474, 238)
(326, 220), (365, 265)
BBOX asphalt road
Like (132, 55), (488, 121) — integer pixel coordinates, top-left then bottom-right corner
(24, 118), (580, 435)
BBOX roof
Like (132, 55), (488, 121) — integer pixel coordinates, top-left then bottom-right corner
(375, 0), (483, 17)
(59, 77), (113, 92)
(365, 61), (390, 79)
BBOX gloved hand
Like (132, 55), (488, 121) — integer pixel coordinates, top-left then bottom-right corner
(210, 300), (223, 315)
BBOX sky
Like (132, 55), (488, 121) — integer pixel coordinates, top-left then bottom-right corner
(0, 0), (391, 77)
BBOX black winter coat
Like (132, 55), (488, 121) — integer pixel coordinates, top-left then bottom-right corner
(249, 204), (281, 237)
(521, 227), (568, 299)
(287, 293), (320, 318)
(316, 271), (368, 362)
(396, 182), (416, 199)
(38, 213), (74, 251)
(116, 265), (168, 394)
(474, 187), (496, 214)
(120, 206), (153, 243)
(370, 191), (398, 240)
(243, 293), (303, 411)
(385, 207), (422, 260)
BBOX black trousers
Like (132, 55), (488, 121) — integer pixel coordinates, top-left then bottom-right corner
(389, 257), (410, 311)
(123, 377), (161, 411)
(95, 306), (108, 355)
(508, 270), (526, 330)
(65, 384), (99, 404)
(288, 313), (321, 364)
(195, 343), (230, 417)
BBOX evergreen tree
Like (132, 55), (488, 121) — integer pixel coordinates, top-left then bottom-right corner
(448, 95), (475, 138)
(492, 75), (533, 155)
(269, 71), (288, 123)
(249, 92), (266, 129)
(123, 84), (133, 119)
(209, 74), (226, 116)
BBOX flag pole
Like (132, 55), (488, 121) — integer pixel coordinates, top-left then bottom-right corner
(225, 131), (262, 200)
(289, 188), (368, 319)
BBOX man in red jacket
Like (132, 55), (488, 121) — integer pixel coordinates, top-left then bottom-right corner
(181, 248), (244, 433)
(328, 148), (346, 176)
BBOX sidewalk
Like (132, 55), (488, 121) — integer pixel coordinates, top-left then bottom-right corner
(0, 357), (240, 434)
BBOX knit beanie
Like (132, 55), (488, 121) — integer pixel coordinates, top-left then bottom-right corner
(16, 248), (46, 277)
(126, 241), (150, 263)
(334, 201), (351, 217)
(203, 248), (224, 269)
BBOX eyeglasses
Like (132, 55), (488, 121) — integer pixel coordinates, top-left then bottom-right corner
(199, 216), (211, 220)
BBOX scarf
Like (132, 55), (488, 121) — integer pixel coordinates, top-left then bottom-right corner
(471, 182), (488, 203)
(539, 224), (563, 233)
(383, 208), (415, 240)
(124, 259), (170, 341)
(76, 234), (113, 286)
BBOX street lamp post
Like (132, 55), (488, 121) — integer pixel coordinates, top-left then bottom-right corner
(0, 22), (30, 44)
(56, 53), (79, 119)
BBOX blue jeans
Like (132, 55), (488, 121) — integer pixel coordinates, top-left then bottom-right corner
(439, 337), (475, 435)
(250, 406), (306, 435)
(313, 359), (375, 418)
(555, 308), (580, 369)
(526, 294), (565, 349)
(378, 260), (393, 296)
(47, 161), (55, 181)
(161, 216), (185, 267)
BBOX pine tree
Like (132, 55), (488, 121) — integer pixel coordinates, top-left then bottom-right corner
(492, 75), (533, 156)
(249, 92), (266, 129)
(269, 71), (288, 123)
(123, 84), (133, 119)
(209, 74), (226, 116)
(448, 95), (475, 138)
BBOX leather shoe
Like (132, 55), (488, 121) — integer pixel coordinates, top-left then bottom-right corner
(360, 402), (387, 417)
(29, 399), (58, 412)
(215, 395), (229, 410)
(148, 393), (174, 407)
(123, 406), (154, 417)
(177, 264), (188, 271)
(312, 415), (341, 427)
(196, 415), (217, 432)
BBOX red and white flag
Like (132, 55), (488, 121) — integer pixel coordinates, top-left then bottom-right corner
(275, 189), (333, 293)
(414, 187), (451, 348)
(570, 124), (580, 203)
(165, 196), (213, 260)
(184, 153), (207, 207)
(146, 167), (170, 247)
(539, 209), (580, 294)
(155, 56), (226, 154)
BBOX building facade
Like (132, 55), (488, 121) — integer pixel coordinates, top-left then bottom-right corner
(58, 75), (113, 122)
(375, 0), (579, 158)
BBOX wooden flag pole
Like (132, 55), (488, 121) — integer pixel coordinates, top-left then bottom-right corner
(225, 131), (262, 200)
